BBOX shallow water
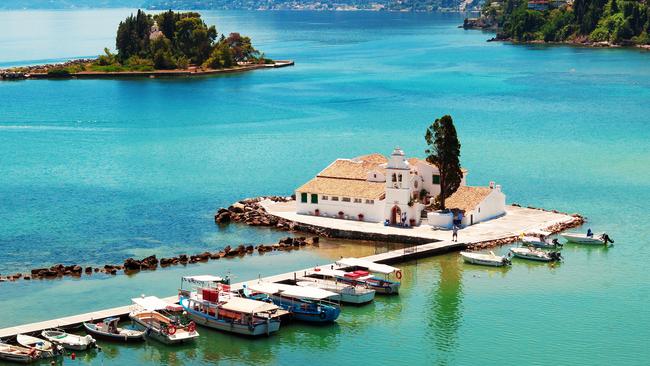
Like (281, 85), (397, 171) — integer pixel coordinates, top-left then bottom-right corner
(0, 9), (649, 365)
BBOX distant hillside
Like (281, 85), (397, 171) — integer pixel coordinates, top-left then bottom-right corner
(0, 0), (141, 9)
(2, 0), (480, 11)
(142, 0), (478, 11)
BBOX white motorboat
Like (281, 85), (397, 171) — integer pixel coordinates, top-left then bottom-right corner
(83, 318), (145, 342)
(560, 232), (614, 245)
(299, 269), (376, 304)
(130, 296), (199, 345)
(16, 334), (63, 358)
(460, 251), (511, 267)
(509, 247), (562, 262)
(335, 257), (402, 294)
(0, 342), (40, 364)
(522, 236), (562, 249)
(41, 329), (96, 351)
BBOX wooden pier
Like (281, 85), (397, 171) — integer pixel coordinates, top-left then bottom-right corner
(0, 204), (580, 339)
(0, 239), (462, 339)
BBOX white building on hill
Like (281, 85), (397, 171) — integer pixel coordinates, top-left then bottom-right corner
(295, 147), (506, 227)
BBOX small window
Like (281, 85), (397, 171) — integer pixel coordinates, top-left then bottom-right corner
(398, 174), (402, 182)
(311, 194), (318, 204)
(354, 198), (362, 203)
(392, 173), (397, 182)
(301, 192), (308, 203)
(322, 196), (328, 200)
(332, 196), (339, 201)
(342, 197), (351, 202)
(365, 199), (374, 204)
(432, 175), (440, 184)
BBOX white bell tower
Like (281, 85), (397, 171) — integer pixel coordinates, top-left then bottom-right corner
(384, 147), (412, 224)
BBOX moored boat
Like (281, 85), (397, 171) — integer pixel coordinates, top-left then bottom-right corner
(0, 342), (40, 364)
(41, 329), (96, 351)
(509, 247), (562, 262)
(178, 275), (283, 337)
(522, 236), (562, 249)
(460, 251), (511, 267)
(560, 232), (614, 245)
(243, 282), (341, 323)
(16, 334), (63, 358)
(299, 269), (376, 304)
(83, 318), (145, 342)
(335, 257), (402, 295)
(129, 296), (199, 345)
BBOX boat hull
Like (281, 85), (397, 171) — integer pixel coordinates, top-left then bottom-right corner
(460, 252), (508, 267)
(130, 313), (199, 345)
(42, 331), (95, 351)
(511, 253), (552, 262)
(0, 344), (38, 364)
(185, 310), (280, 336)
(83, 323), (145, 343)
(16, 335), (60, 358)
(560, 233), (605, 245)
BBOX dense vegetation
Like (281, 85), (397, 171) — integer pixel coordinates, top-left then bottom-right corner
(142, 0), (474, 11)
(486, 0), (650, 45)
(44, 9), (267, 74)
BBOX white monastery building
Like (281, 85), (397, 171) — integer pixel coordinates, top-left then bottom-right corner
(295, 147), (506, 228)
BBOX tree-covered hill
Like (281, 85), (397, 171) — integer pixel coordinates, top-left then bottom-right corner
(480, 0), (650, 45)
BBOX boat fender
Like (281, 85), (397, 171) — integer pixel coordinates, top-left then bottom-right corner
(167, 325), (177, 335)
(319, 311), (327, 320)
(395, 270), (402, 280)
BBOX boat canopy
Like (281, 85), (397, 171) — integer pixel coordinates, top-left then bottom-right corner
(220, 297), (279, 314)
(131, 296), (176, 311)
(247, 282), (338, 300)
(336, 258), (400, 274)
(182, 275), (224, 283)
(307, 268), (348, 278)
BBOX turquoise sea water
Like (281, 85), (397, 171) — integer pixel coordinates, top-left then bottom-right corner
(1, 9), (649, 365)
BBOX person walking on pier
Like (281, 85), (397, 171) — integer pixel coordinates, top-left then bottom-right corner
(452, 225), (459, 242)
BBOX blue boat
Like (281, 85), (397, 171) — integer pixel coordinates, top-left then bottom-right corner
(243, 282), (341, 323)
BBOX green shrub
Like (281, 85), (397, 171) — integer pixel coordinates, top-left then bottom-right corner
(47, 68), (71, 77)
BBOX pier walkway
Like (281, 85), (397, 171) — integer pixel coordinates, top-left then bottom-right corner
(0, 204), (579, 338)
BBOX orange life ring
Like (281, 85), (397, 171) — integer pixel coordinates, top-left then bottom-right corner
(187, 321), (196, 333)
(395, 270), (402, 280)
(167, 325), (177, 335)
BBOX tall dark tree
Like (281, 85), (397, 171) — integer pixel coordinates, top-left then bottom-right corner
(425, 115), (462, 210)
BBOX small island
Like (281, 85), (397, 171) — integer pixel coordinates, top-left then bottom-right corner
(1, 9), (293, 80)
(464, 0), (650, 49)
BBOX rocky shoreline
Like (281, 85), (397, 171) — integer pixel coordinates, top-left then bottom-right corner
(0, 235), (318, 283)
(0, 60), (294, 80)
(217, 196), (587, 251)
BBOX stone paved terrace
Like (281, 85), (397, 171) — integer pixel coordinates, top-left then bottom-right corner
(261, 200), (579, 244)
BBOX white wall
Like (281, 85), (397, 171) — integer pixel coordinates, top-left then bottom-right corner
(296, 192), (385, 223)
(460, 188), (506, 226)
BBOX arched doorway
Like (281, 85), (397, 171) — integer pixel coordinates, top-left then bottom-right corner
(391, 205), (401, 225)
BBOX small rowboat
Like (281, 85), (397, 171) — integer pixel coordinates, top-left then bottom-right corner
(16, 334), (63, 358)
(41, 329), (96, 351)
(509, 247), (562, 262)
(0, 342), (40, 364)
(83, 317), (145, 342)
(460, 251), (511, 267)
(560, 232), (614, 245)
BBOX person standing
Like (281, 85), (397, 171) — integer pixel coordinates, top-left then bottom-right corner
(452, 225), (459, 242)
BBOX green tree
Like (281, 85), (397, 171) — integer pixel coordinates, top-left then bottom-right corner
(224, 33), (259, 62)
(174, 16), (217, 65)
(425, 115), (462, 210)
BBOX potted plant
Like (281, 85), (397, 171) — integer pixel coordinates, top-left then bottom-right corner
(358, 213), (364, 221)
(338, 211), (344, 219)
(410, 218), (416, 227)
(315, 209), (320, 216)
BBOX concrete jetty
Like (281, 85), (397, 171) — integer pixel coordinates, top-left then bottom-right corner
(0, 203), (580, 339)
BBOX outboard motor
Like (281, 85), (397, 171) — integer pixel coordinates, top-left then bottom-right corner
(552, 238), (563, 247)
(550, 251), (563, 261)
(601, 233), (614, 244)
